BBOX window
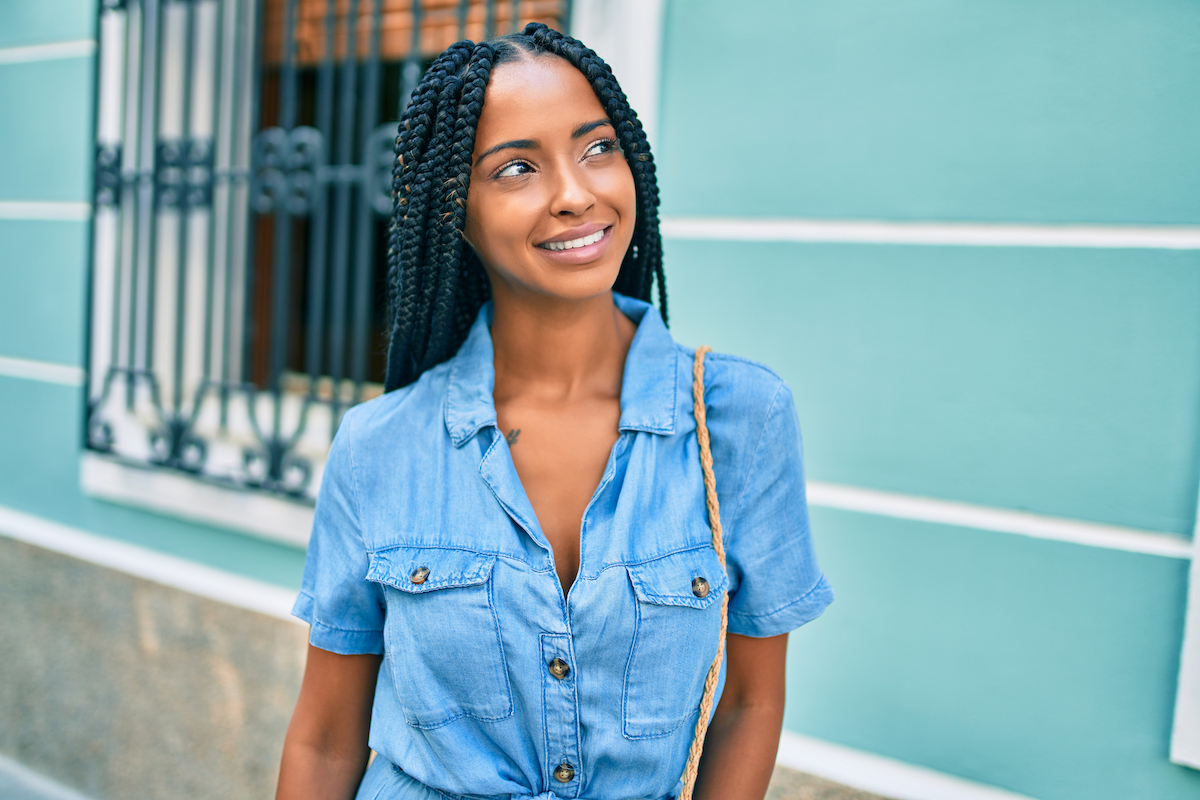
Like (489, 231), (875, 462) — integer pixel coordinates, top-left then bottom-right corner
(85, 0), (570, 520)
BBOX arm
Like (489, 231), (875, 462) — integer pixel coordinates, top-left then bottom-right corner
(693, 632), (788, 800)
(276, 644), (382, 800)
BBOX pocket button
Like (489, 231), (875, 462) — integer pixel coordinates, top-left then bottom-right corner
(548, 658), (570, 680)
(691, 576), (710, 598)
(410, 566), (430, 584)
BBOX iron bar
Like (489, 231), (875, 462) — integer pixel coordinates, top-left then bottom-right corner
(221, 0), (255, 425)
(172, 0), (197, 420)
(132, 0), (163, 397)
(204, 0), (234, 403)
(510, 0), (520, 33)
(350, 0), (383, 403)
(485, 0), (496, 40)
(399, 0), (424, 115)
(327, 0), (362, 425)
(267, 0), (301, 465)
(240, 0), (267, 399)
(456, 0), (469, 41)
(304, 0), (338, 390)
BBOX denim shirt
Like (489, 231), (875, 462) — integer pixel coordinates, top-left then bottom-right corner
(293, 293), (833, 800)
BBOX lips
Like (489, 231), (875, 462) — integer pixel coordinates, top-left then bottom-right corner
(535, 222), (611, 250)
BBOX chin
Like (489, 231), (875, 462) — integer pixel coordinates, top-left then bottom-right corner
(538, 266), (624, 303)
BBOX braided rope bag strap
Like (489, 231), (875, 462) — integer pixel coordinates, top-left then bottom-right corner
(677, 346), (729, 800)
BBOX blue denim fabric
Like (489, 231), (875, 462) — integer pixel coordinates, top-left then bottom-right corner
(293, 293), (834, 800)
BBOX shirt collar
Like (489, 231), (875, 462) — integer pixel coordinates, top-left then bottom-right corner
(444, 292), (678, 447)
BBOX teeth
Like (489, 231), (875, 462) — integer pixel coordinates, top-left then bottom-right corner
(543, 228), (605, 251)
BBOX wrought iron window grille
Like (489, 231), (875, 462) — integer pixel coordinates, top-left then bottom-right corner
(87, 0), (570, 502)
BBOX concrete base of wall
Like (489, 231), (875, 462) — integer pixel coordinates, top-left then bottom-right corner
(0, 536), (307, 800)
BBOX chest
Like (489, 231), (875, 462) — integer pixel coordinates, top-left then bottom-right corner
(495, 395), (621, 596)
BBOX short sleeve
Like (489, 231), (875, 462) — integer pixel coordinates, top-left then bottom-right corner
(291, 408), (385, 654)
(723, 382), (833, 637)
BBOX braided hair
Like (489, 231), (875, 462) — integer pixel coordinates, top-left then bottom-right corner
(383, 23), (665, 392)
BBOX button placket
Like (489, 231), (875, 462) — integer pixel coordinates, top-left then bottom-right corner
(540, 633), (581, 795)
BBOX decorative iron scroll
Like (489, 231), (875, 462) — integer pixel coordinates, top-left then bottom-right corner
(157, 137), (216, 208)
(250, 126), (325, 215)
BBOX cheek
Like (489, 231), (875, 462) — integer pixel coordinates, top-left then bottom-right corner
(599, 165), (637, 220)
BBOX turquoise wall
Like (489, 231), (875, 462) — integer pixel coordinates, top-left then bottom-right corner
(3, 2), (1200, 798)
(0, 7), (307, 587)
(658, 1), (1200, 799)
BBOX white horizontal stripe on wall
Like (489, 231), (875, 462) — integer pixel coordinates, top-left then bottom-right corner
(777, 730), (1039, 800)
(807, 481), (1193, 559)
(0, 201), (92, 221)
(661, 217), (1200, 250)
(0, 503), (301, 623)
(0, 39), (96, 65)
(0, 355), (85, 386)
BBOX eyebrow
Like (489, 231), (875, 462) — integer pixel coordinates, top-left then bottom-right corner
(572, 118), (612, 138)
(474, 119), (614, 165)
(475, 138), (537, 164)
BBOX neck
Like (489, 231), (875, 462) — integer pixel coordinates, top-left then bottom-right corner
(490, 289), (635, 404)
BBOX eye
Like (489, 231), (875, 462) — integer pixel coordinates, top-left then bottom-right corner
(583, 138), (618, 159)
(494, 160), (533, 179)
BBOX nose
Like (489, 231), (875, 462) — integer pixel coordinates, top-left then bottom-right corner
(548, 160), (596, 218)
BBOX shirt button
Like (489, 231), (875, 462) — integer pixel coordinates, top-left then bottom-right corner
(410, 566), (430, 584)
(553, 763), (575, 783)
(691, 576), (710, 598)
(548, 658), (570, 680)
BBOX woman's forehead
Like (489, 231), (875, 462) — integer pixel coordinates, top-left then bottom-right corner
(476, 56), (609, 142)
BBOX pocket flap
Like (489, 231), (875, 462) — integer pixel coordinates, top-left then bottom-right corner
(626, 547), (728, 609)
(366, 545), (497, 594)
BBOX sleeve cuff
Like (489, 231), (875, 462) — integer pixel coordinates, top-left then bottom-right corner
(726, 575), (835, 638)
(292, 591), (385, 655)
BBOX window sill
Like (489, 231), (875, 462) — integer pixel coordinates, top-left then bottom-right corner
(80, 451), (314, 548)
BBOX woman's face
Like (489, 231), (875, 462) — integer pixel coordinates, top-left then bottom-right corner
(464, 55), (637, 304)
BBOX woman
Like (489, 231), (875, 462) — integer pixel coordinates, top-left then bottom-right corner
(277, 24), (832, 800)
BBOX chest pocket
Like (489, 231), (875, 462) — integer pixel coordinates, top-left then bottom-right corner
(366, 545), (513, 729)
(623, 546), (728, 739)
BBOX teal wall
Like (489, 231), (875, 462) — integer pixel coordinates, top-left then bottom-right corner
(658, 1), (1200, 799)
(0, 9), (306, 588)
(3, 2), (1200, 798)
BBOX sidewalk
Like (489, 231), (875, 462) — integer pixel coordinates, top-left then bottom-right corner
(0, 755), (890, 800)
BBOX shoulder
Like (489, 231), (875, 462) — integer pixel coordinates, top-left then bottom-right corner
(673, 343), (792, 428)
(336, 360), (454, 447)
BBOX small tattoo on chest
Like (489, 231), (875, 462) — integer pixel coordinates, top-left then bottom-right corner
(505, 428), (521, 446)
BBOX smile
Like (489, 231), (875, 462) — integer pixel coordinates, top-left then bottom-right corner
(538, 227), (610, 251)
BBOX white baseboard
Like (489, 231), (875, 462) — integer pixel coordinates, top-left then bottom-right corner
(80, 452), (314, 548)
(0, 503), (301, 623)
(777, 730), (1039, 800)
(0, 752), (94, 800)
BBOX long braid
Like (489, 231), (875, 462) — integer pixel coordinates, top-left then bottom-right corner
(426, 46), (494, 364)
(387, 44), (471, 386)
(384, 27), (666, 391)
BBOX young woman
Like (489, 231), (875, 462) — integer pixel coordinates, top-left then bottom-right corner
(277, 24), (832, 800)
